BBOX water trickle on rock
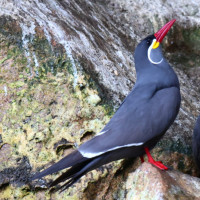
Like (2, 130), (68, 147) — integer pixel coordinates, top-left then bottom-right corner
(3, 85), (7, 96)
(32, 52), (39, 77)
(20, 22), (36, 76)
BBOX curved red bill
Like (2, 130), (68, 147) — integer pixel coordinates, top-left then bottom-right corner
(154, 19), (176, 43)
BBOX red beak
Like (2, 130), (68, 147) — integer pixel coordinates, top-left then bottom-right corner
(154, 19), (176, 43)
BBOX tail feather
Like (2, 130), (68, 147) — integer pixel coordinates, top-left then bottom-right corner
(50, 156), (103, 191)
(31, 147), (134, 191)
(58, 176), (81, 193)
(31, 150), (86, 180)
(49, 159), (91, 187)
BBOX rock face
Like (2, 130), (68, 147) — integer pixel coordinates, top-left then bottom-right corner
(125, 162), (200, 200)
(0, 0), (200, 199)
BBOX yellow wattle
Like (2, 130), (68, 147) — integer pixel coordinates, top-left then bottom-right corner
(152, 41), (160, 49)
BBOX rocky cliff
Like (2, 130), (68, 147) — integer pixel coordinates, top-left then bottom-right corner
(0, 0), (200, 199)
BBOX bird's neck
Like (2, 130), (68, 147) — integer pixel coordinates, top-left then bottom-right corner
(135, 64), (179, 90)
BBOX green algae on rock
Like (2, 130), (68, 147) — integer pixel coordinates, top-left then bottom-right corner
(0, 16), (114, 199)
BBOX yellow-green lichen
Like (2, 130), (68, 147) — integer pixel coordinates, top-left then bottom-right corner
(0, 15), (118, 199)
(0, 18), (115, 199)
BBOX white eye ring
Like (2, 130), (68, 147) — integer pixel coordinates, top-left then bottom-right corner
(148, 39), (163, 65)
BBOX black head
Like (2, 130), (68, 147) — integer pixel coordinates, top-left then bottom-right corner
(134, 34), (164, 73)
(134, 19), (176, 75)
(133, 20), (179, 88)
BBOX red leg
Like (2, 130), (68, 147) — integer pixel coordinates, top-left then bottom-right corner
(144, 147), (168, 170)
(140, 156), (144, 163)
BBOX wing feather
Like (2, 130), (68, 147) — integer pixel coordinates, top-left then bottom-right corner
(79, 86), (180, 158)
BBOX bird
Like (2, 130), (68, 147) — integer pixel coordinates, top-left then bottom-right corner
(31, 19), (181, 191)
(193, 115), (200, 169)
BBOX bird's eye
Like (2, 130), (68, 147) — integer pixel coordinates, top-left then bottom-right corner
(147, 40), (151, 45)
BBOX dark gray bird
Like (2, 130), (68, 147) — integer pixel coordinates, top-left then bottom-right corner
(193, 115), (200, 169)
(31, 19), (181, 191)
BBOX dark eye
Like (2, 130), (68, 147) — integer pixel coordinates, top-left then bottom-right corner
(147, 40), (151, 45)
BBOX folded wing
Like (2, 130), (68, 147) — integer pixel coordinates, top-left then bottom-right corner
(79, 86), (181, 158)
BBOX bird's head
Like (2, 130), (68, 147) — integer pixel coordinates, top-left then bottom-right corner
(134, 19), (176, 71)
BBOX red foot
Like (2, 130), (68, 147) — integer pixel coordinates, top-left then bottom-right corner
(144, 147), (168, 170)
(140, 156), (144, 163)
